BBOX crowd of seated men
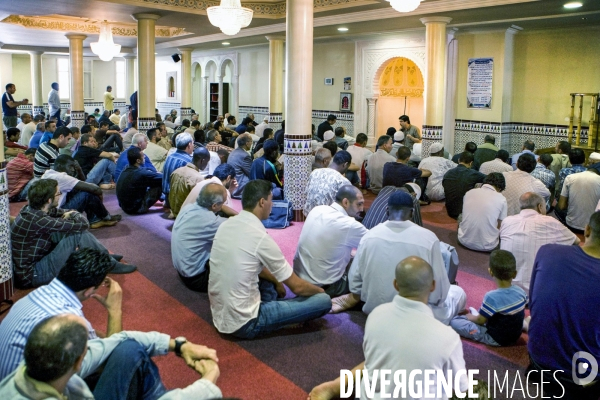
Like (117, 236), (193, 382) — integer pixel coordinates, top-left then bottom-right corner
(3, 109), (600, 399)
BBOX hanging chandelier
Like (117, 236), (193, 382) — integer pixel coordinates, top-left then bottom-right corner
(387, 0), (422, 13)
(207, 0), (253, 36)
(91, 21), (121, 61)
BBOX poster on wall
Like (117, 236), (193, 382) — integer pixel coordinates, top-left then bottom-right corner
(344, 77), (351, 90)
(467, 58), (493, 109)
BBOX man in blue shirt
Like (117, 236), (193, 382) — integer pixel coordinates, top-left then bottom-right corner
(116, 147), (164, 214)
(511, 139), (539, 170)
(0, 248), (123, 380)
(2, 83), (28, 128)
(114, 132), (157, 182)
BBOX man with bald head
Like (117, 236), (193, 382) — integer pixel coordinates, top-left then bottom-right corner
(334, 191), (466, 323)
(172, 183), (229, 292)
(500, 192), (579, 291)
(294, 185), (368, 297)
(312, 147), (332, 170)
(308, 256), (469, 400)
(0, 314), (222, 399)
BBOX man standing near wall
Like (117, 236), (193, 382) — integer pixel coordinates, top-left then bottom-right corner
(2, 83), (28, 128)
(104, 86), (114, 114)
(48, 83), (62, 126)
(399, 115), (421, 151)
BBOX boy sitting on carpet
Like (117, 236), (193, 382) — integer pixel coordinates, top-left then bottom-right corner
(450, 249), (527, 346)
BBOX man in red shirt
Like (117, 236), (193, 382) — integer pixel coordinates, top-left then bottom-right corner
(7, 147), (36, 202)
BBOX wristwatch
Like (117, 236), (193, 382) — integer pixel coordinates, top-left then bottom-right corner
(174, 336), (187, 357)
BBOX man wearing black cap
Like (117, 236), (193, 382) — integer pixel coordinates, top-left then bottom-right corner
(332, 191), (466, 324)
(317, 114), (337, 142)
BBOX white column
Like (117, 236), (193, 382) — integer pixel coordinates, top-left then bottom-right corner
(178, 47), (193, 122)
(66, 34), (86, 128)
(124, 55), (136, 102)
(202, 76), (209, 123)
(132, 13), (160, 134)
(266, 35), (285, 132)
(29, 51), (44, 115)
(231, 74), (239, 118)
(443, 29), (458, 155)
(284, 0), (313, 221)
(366, 97), (378, 149)
(217, 75), (224, 116)
(420, 17), (452, 158)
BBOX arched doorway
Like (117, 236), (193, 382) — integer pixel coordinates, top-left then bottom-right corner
(376, 57), (424, 138)
(192, 62), (202, 114)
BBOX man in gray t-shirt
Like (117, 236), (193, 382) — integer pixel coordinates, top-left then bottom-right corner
(399, 114), (421, 151)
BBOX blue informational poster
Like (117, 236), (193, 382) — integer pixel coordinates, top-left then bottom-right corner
(467, 58), (493, 109)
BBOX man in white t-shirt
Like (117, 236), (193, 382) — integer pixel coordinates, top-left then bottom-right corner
(458, 172), (508, 251)
(556, 167), (600, 232)
(294, 185), (368, 297)
(254, 116), (270, 138)
(209, 180), (332, 339)
(345, 133), (372, 186)
(500, 192), (579, 291)
(41, 155), (120, 229)
(418, 142), (457, 201)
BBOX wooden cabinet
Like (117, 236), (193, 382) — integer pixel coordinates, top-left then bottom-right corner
(209, 82), (229, 122)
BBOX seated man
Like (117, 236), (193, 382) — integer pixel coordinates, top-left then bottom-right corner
(250, 139), (283, 191)
(500, 192), (579, 291)
(94, 121), (123, 153)
(163, 132), (194, 204)
(0, 249), (123, 380)
(27, 122), (46, 149)
(0, 315), (222, 399)
(442, 151), (485, 219)
(450, 250), (527, 346)
(206, 129), (232, 154)
(345, 133), (372, 186)
(181, 164), (238, 215)
(116, 147), (164, 215)
(11, 179), (134, 289)
(294, 185), (368, 297)
(42, 155), (120, 229)
(172, 184), (229, 292)
(209, 180), (332, 339)
(5, 127), (28, 151)
(527, 212), (600, 399)
(458, 173), (507, 251)
(109, 109), (121, 125)
(38, 120), (57, 146)
(7, 148), (36, 202)
(304, 150), (352, 216)
(361, 183), (423, 229)
(502, 153), (550, 216)
(335, 191), (466, 324)
(473, 134), (499, 169)
(451, 141), (479, 169)
(556, 147), (587, 199)
(511, 139), (539, 170)
(73, 134), (117, 189)
(383, 145), (432, 188)
(418, 142), (457, 201)
(145, 127), (168, 172)
(479, 149), (514, 175)
(114, 133), (157, 182)
(556, 166), (600, 233)
(333, 127), (349, 151)
(366, 135), (396, 194)
(390, 131), (404, 158)
(168, 147), (211, 217)
(33, 126), (72, 178)
(309, 256), (469, 400)
(59, 126), (80, 156)
(227, 133), (254, 198)
(311, 147), (332, 170)
(121, 119), (138, 148)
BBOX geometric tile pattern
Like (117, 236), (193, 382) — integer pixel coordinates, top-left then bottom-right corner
(70, 110), (85, 129)
(180, 107), (193, 122)
(0, 164), (12, 285)
(283, 153), (312, 221)
(284, 134), (312, 156)
(138, 118), (157, 135)
(422, 125), (443, 158)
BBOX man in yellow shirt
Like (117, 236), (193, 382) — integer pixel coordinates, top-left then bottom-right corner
(103, 86), (114, 113)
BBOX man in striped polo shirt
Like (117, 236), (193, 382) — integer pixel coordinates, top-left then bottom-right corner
(33, 126), (72, 178)
(0, 248), (123, 381)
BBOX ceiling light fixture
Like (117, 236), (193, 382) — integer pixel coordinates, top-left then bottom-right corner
(222, 42), (230, 45)
(564, 2), (583, 8)
(207, 0), (253, 36)
(386, 0), (422, 13)
(338, 27), (349, 32)
(90, 21), (121, 62)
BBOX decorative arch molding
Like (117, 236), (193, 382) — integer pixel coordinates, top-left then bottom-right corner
(191, 61), (201, 80)
(192, 52), (239, 119)
(355, 36), (426, 144)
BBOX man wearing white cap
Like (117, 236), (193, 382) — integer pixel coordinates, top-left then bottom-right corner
(418, 143), (457, 201)
(254, 116), (270, 138)
(391, 131), (405, 157)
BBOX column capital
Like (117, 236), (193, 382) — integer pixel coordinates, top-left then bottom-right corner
(131, 13), (161, 22)
(265, 35), (285, 42)
(65, 33), (87, 41)
(506, 25), (523, 35)
(420, 17), (452, 25)
(28, 51), (44, 56)
(123, 54), (137, 59)
(177, 47), (194, 53)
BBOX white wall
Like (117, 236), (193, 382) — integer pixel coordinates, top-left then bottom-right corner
(0, 53), (14, 90)
(237, 46), (269, 107)
(312, 41), (355, 111)
(155, 56), (182, 103)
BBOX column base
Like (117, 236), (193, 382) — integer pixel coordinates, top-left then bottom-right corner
(180, 107), (193, 122)
(0, 165), (15, 303)
(283, 134), (312, 223)
(70, 110), (85, 129)
(138, 118), (157, 135)
(268, 112), (283, 133)
(422, 125), (444, 158)
(32, 105), (44, 116)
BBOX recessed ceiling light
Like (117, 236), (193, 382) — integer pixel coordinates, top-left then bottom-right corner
(222, 42), (230, 45)
(338, 27), (349, 32)
(564, 2), (583, 9)
(154, 52), (158, 54)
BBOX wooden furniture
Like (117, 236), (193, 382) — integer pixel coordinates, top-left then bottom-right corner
(567, 92), (599, 151)
(209, 82), (229, 122)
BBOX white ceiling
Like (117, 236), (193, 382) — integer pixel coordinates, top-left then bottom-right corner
(0, 0), (598, 55)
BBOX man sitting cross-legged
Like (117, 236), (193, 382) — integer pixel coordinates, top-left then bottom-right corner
(332, 191), (466, 324)
(114, 132), (157, 182)
(304, 150), (352, 216)
(181, 163), (238, 215)
(209, 179), (332, 339)
(294, 185), (368, 297)
(0, 314), (222, 399)
(41, 155), (120, 229)
(73, 133), (118, 189)
(11, 179), (135, 289)
(308, 256), (470, 400)
(0, 249), (123, 380)
(173, 183), (231, 292)
(168, 147), (211, 218)
(116, 147), (164, 215)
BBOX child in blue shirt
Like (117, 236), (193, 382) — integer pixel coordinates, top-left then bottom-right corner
(450, 249), (527, 346)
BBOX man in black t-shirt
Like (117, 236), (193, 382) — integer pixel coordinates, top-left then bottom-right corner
(116, 147), (164, 214)
(442, 151), (486, 219)
(74, 134), (118, 189)
(316, 114), (336, 141)
(383, 146), (431, 188)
